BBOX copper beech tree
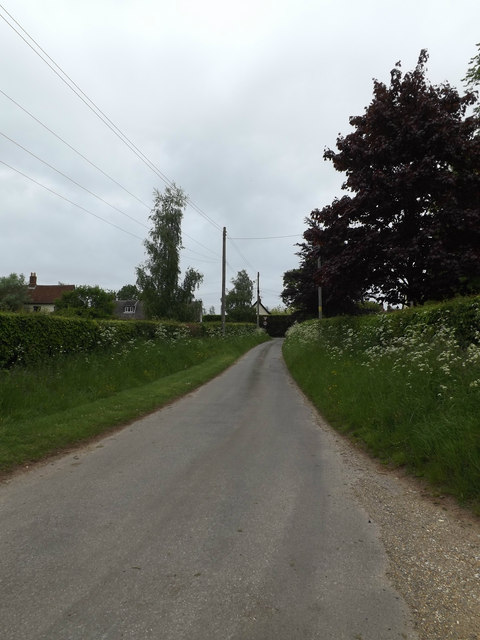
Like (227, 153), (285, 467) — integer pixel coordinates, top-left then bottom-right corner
(307, 51), (480, 308)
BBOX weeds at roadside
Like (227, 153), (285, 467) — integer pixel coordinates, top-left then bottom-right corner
(283, 304), (480, 507)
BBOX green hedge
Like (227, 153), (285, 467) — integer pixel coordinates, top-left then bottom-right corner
(0, 313), (96, 368)
(263, 315), (296, 337)
(202, 315), (295, 337)
(0, 314), (262, 369)
(202, 314), (221, 322)
(300, 295), (480, 351)
(378, 296), (480, 348)
(198, 321), (259, 337)
(0, 315), (179, 368)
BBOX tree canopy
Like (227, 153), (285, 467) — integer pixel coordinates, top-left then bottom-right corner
(116, 284), (140, 300)
(0, 273), (29, 312)
(282, 239), (318, 319)
(176, 267), (204, 321)
(464, 42), (480, 116)
(282, 225), (363, 318)
(307, 51), (480, 307)
(136, 184), (203, 320)
(55, 285), (115, 318)
(225, 270), (255, 321)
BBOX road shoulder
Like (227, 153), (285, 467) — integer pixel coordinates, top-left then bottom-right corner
(312, 411), (480, 640)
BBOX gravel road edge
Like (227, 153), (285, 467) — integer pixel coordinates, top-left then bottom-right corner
(313, 412), (480, 640)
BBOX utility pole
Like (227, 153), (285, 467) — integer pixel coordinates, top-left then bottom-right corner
(256, 271), (260, 329)
(221, 227), (226, 336)
(317, 253), (322, 319)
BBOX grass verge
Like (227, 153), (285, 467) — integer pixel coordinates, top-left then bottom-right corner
(0, 334), (268, 474)
(283, 314), (480, 510)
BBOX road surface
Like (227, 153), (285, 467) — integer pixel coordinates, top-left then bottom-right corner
(0, 339), (417, 639)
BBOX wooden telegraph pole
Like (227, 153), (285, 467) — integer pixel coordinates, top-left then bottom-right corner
(221, 227), (226, 336)
(256, 272), (260, 329)
(317, 254), (322, 319)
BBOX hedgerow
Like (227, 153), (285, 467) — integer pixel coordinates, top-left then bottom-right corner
(0, 313), (261, 369)
(283, 295), (480, 505)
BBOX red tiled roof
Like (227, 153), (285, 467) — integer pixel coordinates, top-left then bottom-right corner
(28, 285), (75, 304)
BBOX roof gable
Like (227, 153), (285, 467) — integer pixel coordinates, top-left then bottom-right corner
(28, 284), (75, 304)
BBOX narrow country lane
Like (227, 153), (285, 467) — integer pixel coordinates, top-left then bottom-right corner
(0, 340), (417, 639)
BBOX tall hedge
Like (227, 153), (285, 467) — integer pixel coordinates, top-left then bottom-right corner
(0, 314), (262, 369)
(0, 314), (167, 368)
(263, 315), (296, 337)
(302, 295), (480, 351)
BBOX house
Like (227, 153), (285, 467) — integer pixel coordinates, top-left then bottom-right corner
(113, 299), (145, 320)
(252, 298), (271, 316)
(25, 272), (75, 313)
(252, 298), (271, 328)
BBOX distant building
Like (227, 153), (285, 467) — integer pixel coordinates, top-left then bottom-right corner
(252, 298), (271, 316)
(113, 299), (145, 320)
(25, 272), (75, 313)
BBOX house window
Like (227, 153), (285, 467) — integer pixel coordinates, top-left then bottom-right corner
(33, 306), (41, 312)
(124, 306), (135, 314)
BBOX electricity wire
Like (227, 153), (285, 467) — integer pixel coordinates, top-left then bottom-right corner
(0, 88), (151, 209)
(0, 96), (221, 258)
(0, 152), (218, 262)
(0, 4), (223, 231)
(229, 234), (303, 240)
(0, 6), (295, 298)
(1, 130), (148, 228)
(227, 237), (255, 272)
(0, 160), (144, 240)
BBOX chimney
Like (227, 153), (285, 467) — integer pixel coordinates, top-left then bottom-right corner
(29, 272), (37, 288)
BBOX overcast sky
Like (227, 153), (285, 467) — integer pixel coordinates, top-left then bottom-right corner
(1, 0), (479, 312)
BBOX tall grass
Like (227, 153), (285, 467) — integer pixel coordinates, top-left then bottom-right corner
(283, 308), (480, 506)
(0, 329), (268, 472)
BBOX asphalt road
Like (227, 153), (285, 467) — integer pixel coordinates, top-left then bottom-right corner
(0, 339), (417, 639)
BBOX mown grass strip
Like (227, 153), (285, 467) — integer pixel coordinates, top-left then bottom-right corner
(0, 336), (267, 473)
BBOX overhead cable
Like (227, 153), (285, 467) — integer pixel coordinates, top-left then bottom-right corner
(0, 4), (222, 231)
(0, 160), (144, 240)
(0, 88), (151, 209)
(227, 237), (255, 272)
(228, 234), (303, 240)
(1, 130), (148, 228)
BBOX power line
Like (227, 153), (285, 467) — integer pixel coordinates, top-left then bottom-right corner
(0, 88), (151, 209)
(1, 92), (222, 258)
(1, 133), (220, 260)
(0, 4), (223, 231)
(1, 130), (148, 229)
(1, 6), (260, 287)
(181, 231), (221, 259)
(262, 288), (283, 296)
(182, 247), (219, 262)
(180, 244), (219, 263)
(229, 234), (303, 240)
(0, 160), (144, 240)
(227, 237), (255, 272)
(1, 129), (220, 264)
(0, 6), (172, 183)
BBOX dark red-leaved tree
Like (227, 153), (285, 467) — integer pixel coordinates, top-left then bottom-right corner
(283, 217), (363, 317)
(309, 50), (480, 307)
